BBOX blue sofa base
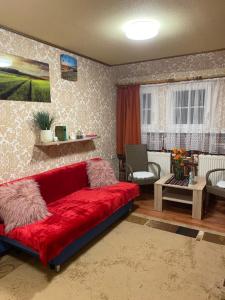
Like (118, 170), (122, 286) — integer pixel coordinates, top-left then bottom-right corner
(0, 240), (12, 255)
(0, 201), (133, 269)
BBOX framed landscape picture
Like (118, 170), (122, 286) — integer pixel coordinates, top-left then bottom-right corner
(60, 54), (77, 81)
(0, 52), (50, 102)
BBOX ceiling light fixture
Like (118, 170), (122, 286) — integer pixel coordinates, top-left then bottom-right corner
(123, 19), (160, 41)
(0, 58), (12, 67)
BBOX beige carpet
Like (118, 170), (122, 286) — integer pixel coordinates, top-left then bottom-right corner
(0, 218), (225, 300)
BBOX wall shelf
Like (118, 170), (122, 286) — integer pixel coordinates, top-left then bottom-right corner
(35, 136), (99, 146)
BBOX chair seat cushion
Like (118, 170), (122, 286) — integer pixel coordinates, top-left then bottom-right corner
(131, 171), (155, 180)
(216, 180), (225, 188)
(207, 185), (225, 198)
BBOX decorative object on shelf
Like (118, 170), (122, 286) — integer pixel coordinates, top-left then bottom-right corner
(53, 136), (58, 142)
(0, 52), (50, 102)
(76, 130), (83, 139)
(86, 133), (97, 138)
(70, 133), (76, 140)
(60, 54), (77, 81)
(172, 148), (187, 180)
(33, 111), (54, 143)
(55, 126), (67, 141)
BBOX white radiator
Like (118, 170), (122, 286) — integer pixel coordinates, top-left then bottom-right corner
(147, 151), (171, 177)
(198, 154), (225, 185)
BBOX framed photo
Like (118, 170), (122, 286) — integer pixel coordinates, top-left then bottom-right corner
(60, 54), (77, 81)
(0, 52), (50, 102)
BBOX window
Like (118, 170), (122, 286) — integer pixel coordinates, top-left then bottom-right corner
(139, 80), (222, 153)
(174, 89), (205, 125)
(140, 85), (160, 129)
(140, 85), (160, 149)
(141, 93), (151, 125)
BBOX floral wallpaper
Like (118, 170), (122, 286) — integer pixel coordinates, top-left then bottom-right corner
(1, 26), (225, 184)
(113, 50), (225, 85)
(0, 29), (116, 184)
(113, 49), (225, 149)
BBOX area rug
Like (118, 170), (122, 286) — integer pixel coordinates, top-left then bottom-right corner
(0, 217), (225, 300)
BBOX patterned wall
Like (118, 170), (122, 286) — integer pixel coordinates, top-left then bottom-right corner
(113, 50), (225, 84)
(113, 50), (225, 152)
(1, 27), (225, 183)
(0, 29), (117, 183)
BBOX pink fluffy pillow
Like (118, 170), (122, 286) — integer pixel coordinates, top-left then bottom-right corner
(0, 179), (51, 233)
(86, 159), (118, 188)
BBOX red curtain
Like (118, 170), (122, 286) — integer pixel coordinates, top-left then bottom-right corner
(116, 84), (141, 155)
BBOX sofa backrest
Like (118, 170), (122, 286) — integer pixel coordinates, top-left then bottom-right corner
(33, 161), (89, 203)
(0, 161), (89, 204)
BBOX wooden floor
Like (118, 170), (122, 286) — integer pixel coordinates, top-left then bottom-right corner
(134, 186), (225, 234)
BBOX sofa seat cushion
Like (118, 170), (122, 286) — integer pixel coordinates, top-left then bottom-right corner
(0, 182), (139, 264)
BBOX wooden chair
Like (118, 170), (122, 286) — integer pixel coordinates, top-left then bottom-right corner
(125, 144), (161, 185)
(205, 168), (225, 213)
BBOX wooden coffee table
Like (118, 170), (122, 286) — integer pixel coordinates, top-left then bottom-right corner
(154, 174), (206, 219)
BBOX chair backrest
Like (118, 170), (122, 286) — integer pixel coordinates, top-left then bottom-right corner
(125, 144), (148, 172)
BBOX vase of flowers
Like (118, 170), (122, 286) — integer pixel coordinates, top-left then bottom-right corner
(172, 148), (186, 180)
(33, 111), (54, 143)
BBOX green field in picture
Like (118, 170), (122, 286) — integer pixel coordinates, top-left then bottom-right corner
(0, 52), (51, 102)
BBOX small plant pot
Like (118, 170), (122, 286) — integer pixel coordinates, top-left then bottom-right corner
(40, 130), (53, 143)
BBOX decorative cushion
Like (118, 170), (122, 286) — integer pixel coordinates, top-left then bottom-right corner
(130, 171), (155, 180)
(0, 179), (51, 233)
(86, 159), (118, 188)
(216, 180), (225, 188)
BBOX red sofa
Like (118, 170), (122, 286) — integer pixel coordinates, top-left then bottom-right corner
(0, 160), (139, 270)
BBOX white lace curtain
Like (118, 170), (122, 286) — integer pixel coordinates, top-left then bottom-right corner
(140, 78), (225, 153)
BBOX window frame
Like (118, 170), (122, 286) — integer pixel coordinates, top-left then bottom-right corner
(141, 92), (152, 128)
(170, 83), (210, 133)
(140, 86), (159, 133)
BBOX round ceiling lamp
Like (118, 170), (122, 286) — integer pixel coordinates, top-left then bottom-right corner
(123, 19), (160, 40)
(0, 58), (12, 67)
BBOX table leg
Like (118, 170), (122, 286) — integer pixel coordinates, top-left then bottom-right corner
(192, 190), (203, 219)
(154, 183), (163, 211)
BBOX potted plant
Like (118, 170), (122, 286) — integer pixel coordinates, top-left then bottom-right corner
(33, 111), (54, 143)
(172, 148), (186, 180)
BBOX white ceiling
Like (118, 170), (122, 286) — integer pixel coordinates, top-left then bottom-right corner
(0, 0), (225, 65)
